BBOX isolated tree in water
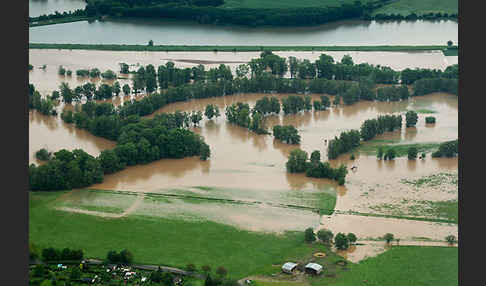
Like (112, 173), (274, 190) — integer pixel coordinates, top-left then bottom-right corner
(148, 39), (154, 46)
(405, 110), (418, 127)
(407, 146), (418, 160)
(447, 40), (453, 47)
(445, 234), (457, 245)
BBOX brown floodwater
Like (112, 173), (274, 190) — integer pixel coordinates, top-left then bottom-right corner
(29, 49), (457, 96)
(29, 108), (116, 164)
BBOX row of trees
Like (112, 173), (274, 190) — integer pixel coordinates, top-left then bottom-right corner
(272, 125), (300, 144)
(225, 102), (269, 134)
(327, 130), (361, 160)
(29, 8), (86, 23)
(370, 12), (458, 21)
(286, 149), (348, 185)
(375, 85), (410, 102)
(304, 227), (357, 250)
(41, 247), (84, 262)
(87, 0), (366, 27)
(431, 139), (458, 158)
(360, 114), (403, 141)
(413, 77), (458, 96)
(106, 249), (134, 264)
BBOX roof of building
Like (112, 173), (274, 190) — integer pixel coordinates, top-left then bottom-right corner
(305, 263), (323, 272)
(282, 262), (298, 271)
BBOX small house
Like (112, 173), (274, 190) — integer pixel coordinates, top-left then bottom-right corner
(282, 262), (298, 274)
(304, 263), (323, 275)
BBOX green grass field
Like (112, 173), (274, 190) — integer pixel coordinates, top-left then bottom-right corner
(372, 0), (458, 16)
(29, 191), (330, 279)
(316, 246), (457, 286)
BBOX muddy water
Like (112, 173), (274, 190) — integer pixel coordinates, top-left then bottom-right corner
(90, 93), (457, 193)
(29, 49), (457, 95)
(29, 108), (116, 164)
(29, 19), (458, 46)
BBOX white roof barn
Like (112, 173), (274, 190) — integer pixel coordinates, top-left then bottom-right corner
(305, 263), (323, 275)
(281, 262), (298, 274)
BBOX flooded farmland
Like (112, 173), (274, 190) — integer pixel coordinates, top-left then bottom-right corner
(29, 50), (458, 247)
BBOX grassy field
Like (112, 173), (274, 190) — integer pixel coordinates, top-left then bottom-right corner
(28, 43), (449, 52)
(357, 140), (441, 157)
(372, 0), (458, 16)
(30, 191), (331, 279)
(315, 246), (457, 286)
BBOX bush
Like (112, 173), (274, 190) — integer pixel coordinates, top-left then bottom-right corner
(304, 227), (316, 242)
(347, 233), (357, 244)
(317, 229), (334, 244)
(58, 66), (66, 76)
(405, 111), (418, 127)
(445, 234), (457, 245)
(334, 233), (349, 250)
(35, 148), (51, 161)
(66, 70), (72, 76)
(384, 148), (396, 160)
(425, 116), (436, 124)
(407, 147), (418, 160)
(384, 233), (394, 243)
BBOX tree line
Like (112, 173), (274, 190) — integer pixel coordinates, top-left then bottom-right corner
(29, 8), (86, 23)
(86, 0), (366, 27)
(286, 149), (348, 185)
(431, 139), (458, 158)
(40, 247), (84, 262)
(328, 114), (403, 159)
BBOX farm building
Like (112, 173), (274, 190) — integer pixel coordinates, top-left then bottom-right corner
(305, 263), (323, 275)
(281, 262), (298, 274)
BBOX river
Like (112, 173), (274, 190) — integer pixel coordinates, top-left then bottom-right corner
(29, 18), (458, 46)
(29, 0), (86, 17)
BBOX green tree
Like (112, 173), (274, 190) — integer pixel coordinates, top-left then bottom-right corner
(317, 229), (334, 244)
(405, 110), (418, 127)
(384, 148), (396, 160)
(377, 146), (384, 160)
(445, 234), (457, 245)
(205, 104), (220, 120)
(384, 233), (394, 244)
(236, 64), (249, 78)
(191, 110), (203, 126)
(310, 150), (321, 164)
(148, 39), (154, 46)
(334, 233), (349, 250)
(341, 54), (354, 65)
(119, 63), (129, 74)
(304, 227), (316, 243)
(60, 82), (73, 104)
(113, 81), (121, 96)
(58, 65), (66, 75)
(347, 233), (357, 244)
(186, 264), (196, 272)
(122, 84), (131, 96)
(447, 40), (453, 47)
(286, 149), (308, 173)
(407, 146), (418, 160)
(200, 143), (211, 161)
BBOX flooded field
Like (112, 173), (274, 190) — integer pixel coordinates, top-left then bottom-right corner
(29, 49), (457, 96)
(29, 50), (458, 249)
